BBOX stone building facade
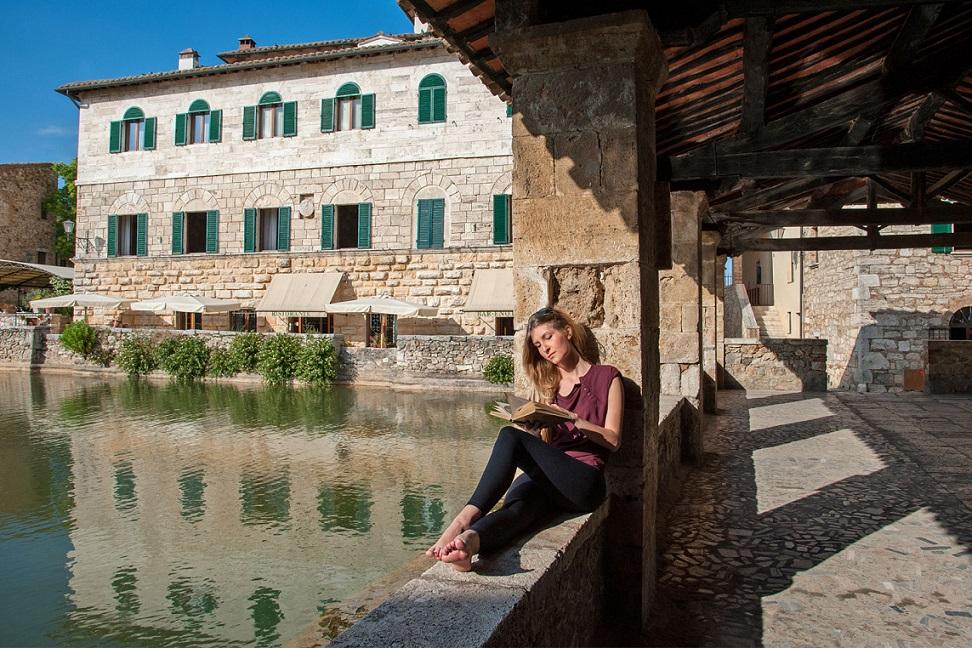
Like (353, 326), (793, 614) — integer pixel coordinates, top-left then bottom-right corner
(60, 33), (513, 337)
(0, 163), (58, 306)
(803, 224), (972, 392)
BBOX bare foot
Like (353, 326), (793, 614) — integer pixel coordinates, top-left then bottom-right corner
(426, 505), (480, 559)
(440, 530), (480, 572)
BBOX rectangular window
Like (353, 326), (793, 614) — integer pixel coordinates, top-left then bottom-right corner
(36, 251), (47, 265)
(368, 313), (397, 348)
(259, 208), (279, 251)
(336, 96), (361, 131)
(176, 312), (203, 330)
(116, 214), (139, 256)
(259, 104), (282, 138)
(336, 204), (360, 249)
(189, 113), (208, 144)
(230, 310), (257, 332)
(495, 317), (514, 336)
(185, 211), (208, 254)
(124, 120), (143, 151)
(788, 251), (797, 283)
(956, 222), (972, 252)
(287, 316), (332, 334)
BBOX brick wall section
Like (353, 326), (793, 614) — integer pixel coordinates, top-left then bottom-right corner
(804, 225), (972, 392)
(724, 338), (828, 391)
(927, 340), (972, 394)
(73, 247), (512, 335)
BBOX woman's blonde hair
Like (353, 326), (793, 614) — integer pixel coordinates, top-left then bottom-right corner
(522, 307), (596, 402)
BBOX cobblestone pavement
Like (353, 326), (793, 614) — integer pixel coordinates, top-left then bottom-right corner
(644, 390), (972, 648)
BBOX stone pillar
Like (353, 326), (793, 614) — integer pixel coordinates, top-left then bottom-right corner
(701, 231), (720, 414)
(493, 9), (667, 627)
(716, 254), (728, 389)
(658, 192), (705, 463)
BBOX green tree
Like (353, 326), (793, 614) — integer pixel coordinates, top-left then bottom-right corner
(44, 158), (77, 262)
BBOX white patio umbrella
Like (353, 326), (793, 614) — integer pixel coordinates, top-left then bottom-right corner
(326, 294), (437, 317)
(30, 293), (132, 310)
(130, 295), (241, 314)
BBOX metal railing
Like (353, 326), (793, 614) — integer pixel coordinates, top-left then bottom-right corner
(746, 283), (775, 306)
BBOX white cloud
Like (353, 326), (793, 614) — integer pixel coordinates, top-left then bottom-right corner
(38, 125), (73, 136)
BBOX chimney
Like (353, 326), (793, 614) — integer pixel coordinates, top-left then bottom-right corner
(413, 15), (428, 34)
(239, 35), (256, 50)
(179, 48), (200, 70)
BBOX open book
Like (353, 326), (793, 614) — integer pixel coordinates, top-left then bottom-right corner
(490, 395), (573, 425)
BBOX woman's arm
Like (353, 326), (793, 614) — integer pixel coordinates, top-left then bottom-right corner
(562, 376), (624, 452)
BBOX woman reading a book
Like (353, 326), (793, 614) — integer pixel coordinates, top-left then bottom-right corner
(428, 306), (624, 571)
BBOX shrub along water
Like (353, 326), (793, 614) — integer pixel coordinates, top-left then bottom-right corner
(207, 347), (239, 378)
(60, 320), (98, 358)
(295, 337), (338, 386)
(256, 334), (303, 384)
(229, 332), (263, 373)
(115, 336), (158, 377)
(167, 337), (210, 381)
(483, 355), (514, 384)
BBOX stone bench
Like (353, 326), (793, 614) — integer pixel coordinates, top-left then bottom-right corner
(329, 501), (610, 647)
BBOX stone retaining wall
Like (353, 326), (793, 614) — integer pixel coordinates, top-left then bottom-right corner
(3, 326), (511, 389)
(927, 340), (972, 394)
(724, 338), (827, 391)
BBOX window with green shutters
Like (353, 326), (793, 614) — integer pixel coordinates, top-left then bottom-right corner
(418, 74), (446, 124)
(932, 223), (953, 254)
(110, 106), (155, 153)
(493, 194), (512, 244)
(175, 99), (222, 145)
(245, 208), (290, 252)
(323, 82), (375, 132)
(322, 203), (372, 249)
(109, 214), (146, 257)
(173, 211), (219, 254)
(416, 198), (445, 249)
(243, 92), (295, 139)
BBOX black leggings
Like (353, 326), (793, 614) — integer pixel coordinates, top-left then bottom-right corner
(467, 426), (606, 553)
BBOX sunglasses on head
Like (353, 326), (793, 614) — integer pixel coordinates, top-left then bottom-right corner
(529, 306), (554, 320)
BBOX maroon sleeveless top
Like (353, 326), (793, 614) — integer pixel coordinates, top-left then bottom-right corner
(551, 364), (622, 468)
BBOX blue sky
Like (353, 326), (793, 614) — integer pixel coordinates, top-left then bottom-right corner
(1, 1), (413, 164)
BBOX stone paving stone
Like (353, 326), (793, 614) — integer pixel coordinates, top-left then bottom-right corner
(642, 390), (972, 648)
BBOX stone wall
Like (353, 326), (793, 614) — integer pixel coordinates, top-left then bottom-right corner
(804, 225), (972, 392)
(0, 327), (37, 365)
(74, 247), (512, 335)
(0, 163), (58, 306)
(396, 335), (513, 375)
(724, 338), (827, 391)
(927, 340), (972, 394)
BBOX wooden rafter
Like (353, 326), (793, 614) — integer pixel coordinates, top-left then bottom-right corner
(724, 231), (972, 253)
(902, 92), (948, 141)
(883, 3), (944, 74)
(739, 16), (774, 138)
(713, 205), (972, 227)
(726, 0), (963, 17)
(928, 169), (972, 196)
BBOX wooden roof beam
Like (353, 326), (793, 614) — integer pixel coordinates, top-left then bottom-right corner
(928, 169), (972, 197)
(435, 0), (485, 21)
(713, 205), (972, 227)
(723, 231), (972, 254)
(664, 141), (972, 181)
(725, 0), (962, 17)
(739, 16), (773, 138)
(883, 3), (944, 75)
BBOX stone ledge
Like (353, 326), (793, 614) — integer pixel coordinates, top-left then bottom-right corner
(329, 502), (609, 648)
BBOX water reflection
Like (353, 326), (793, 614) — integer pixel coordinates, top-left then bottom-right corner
(0, 372), (501, 647)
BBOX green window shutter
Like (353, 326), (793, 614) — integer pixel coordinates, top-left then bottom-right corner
(432, 87), (447, 122)
(107, 214), (118, 257)
(174, 114), (187, 146)
(932, 223), (953, 254)
(431, 198), (445, 248)
(357, 203), (372, 249)
(209, 109), (222, 143)
(418, 88), (432, 124)
(242, 105), (257, 141)
(206, 210), (219, 253)
(361, 93), (376, 129)
(143, 118), (156, 150)
(321, 204), (335, 250)
(321, 98), (335, 133)
(277, 207), (291, 251)
(506, 104), (513, 118)
(282, 101), (298, 137)
(244, 208), (256, 253)
(493, 194), (511, 244)
(171, 212), (185, 255)
(109, 121), (123, 153)
(136, 213), (148, 256)
(416, 199), (432, 249)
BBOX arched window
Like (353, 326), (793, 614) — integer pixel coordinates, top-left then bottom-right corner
(321, 81), (375, 132)
(175, 99), (222, 146)
(242, 91), (296, 140)
(418, 74), (446, 124)
(109, 106), (156, 153)
(949, 306), (972, 340)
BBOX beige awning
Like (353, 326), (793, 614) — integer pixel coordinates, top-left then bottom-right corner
(462, 269), (513, 313)
(256, 272), (343, 313)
